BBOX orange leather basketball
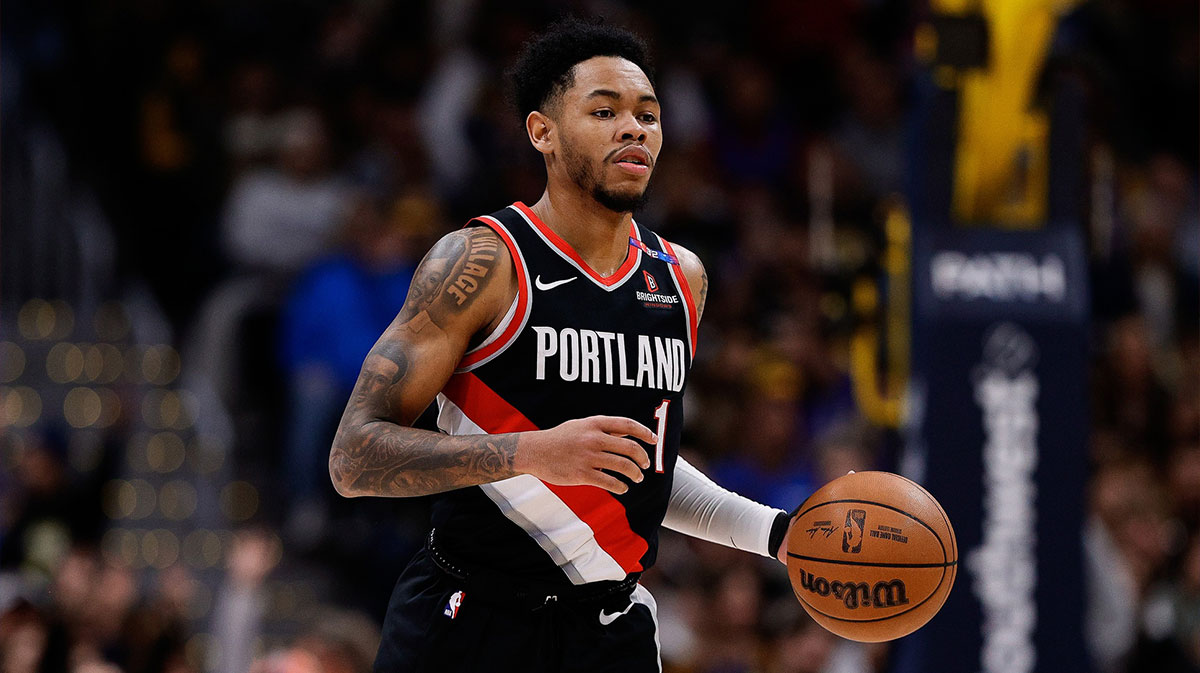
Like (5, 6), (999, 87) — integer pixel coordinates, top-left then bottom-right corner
(785, 471), (957, 642)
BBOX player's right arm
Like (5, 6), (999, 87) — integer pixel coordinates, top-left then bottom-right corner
(329, 226), (654, 499)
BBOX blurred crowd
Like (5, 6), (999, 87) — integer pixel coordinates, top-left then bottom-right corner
(1, 1), (1197, 673)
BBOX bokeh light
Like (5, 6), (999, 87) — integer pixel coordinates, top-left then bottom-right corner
(141, 345), (181, 386)
(142, 389), (191, 429)
(81, 343), (103, 382)
(220, 481), (259, 522)
(127, 479), (158, 520)
(159, 480), (198, 520)
(182, 530), (223, 569)
(102, 480), (138, 519)
(63, 387), (102, 428)
(17, 299), (72, 340)
(143, 529), (181, 569)
(1, 386), (43, 428)
(147, 431), (186, 473)
(101, 528), (140, 567)
(94, 343), (125, 383)
(47, 342), (84, 383)
(0, 342), (26, 382)
(95, 388), (122, 428)
(48, 301), (76, 339)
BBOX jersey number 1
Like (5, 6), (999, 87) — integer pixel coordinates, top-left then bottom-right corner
(652, 399), (669, 474)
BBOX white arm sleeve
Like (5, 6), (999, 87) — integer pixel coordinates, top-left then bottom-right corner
(662, 457), (786, 558)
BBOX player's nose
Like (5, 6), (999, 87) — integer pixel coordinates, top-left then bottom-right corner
(616, 112), (647, 143)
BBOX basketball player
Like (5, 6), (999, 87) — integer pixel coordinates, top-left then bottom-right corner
(329, 18), (800, 672)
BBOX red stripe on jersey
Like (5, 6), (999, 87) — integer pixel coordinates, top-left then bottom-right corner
(659, 238), (698, 355)
(513, 202), (640, 287)
(441, 372), (648, 573)
(457, 217), (530, 369)
(442, 372), (538, 434)
(542, 483), (646, 573)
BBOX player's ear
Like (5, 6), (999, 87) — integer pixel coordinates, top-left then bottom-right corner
(526, 111), (554, 156)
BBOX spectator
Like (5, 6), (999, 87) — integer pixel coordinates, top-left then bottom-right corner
(709, 355), (816, 512)
(210, 528), (280, 673)
(222, 108), (351, 276)
(278, 193), (434, 544)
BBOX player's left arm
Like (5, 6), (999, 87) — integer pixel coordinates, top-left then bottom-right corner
(668, 243), (798, 564)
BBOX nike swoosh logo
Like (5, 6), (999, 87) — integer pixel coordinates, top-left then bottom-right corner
(598, 602), (635, 626)
(534, 275), (577, 291)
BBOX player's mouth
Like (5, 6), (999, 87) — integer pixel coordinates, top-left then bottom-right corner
(611, 146), (653, 176)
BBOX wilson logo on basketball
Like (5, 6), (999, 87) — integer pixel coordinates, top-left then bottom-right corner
(843, 509), (866, 553)
(796, 569), (910, 610)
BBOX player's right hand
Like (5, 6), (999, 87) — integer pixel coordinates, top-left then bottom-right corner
(515, 416), (655, 494)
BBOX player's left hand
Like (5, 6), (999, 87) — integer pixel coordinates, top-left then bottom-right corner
(776, 513), (800, 565)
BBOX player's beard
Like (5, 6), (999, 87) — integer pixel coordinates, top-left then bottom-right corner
(563, 142), (650, 214)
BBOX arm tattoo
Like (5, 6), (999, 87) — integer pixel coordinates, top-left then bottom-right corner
(397, 227), (499, 323)
(330, 226), (519, 497)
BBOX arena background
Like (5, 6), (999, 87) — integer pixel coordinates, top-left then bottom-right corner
(1, 1), (1197, 672)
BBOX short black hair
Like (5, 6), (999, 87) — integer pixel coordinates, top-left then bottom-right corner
(506, 17), (655, 118)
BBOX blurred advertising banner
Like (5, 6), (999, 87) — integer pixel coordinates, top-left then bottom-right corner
(897, 225), (1090, 673)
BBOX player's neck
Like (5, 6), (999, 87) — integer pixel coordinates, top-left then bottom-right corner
(528, 190), (633, 277)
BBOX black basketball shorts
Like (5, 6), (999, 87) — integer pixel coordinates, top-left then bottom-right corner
(373, 547), (662, 672)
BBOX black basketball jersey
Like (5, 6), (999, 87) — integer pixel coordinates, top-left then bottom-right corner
(430, 202), (698, 587)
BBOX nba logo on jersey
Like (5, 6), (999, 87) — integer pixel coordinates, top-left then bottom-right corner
(643, 271), (658, 293)
(443, 591), (464, 619)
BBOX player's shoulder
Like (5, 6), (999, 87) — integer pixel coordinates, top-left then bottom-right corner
(408, 221), (515, 316)
(652, 235), (707, 321)
(651, 233), (703, 285)
(665, 241), (704, 276)
(425, 222), (512, 268)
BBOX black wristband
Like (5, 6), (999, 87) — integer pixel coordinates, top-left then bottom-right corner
(767, 505), (801, 558)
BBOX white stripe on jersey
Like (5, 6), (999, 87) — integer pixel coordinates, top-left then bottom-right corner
(435, 394), (628, 584)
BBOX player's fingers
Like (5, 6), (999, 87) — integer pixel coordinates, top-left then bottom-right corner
(594, 450), (645, 483)
(598, 434), (651, 470)
(593, 416), (657, 445)
(588, 470), (630, 495)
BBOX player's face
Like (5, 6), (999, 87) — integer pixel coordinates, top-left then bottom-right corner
(554, 56), (662, 213)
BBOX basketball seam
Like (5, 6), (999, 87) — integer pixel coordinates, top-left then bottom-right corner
(796, 497), (949, 564)
(786, 554), (957, 569)
(893, 472), (958, 561)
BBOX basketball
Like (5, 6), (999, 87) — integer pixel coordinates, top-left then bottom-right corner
(785, 471), (957, 642)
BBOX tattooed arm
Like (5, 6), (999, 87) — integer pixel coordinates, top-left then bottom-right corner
(330, 226), (655, 498)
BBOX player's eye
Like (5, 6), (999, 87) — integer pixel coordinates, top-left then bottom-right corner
(639, 112), (658, 124)
(593, 109), (615, 119)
